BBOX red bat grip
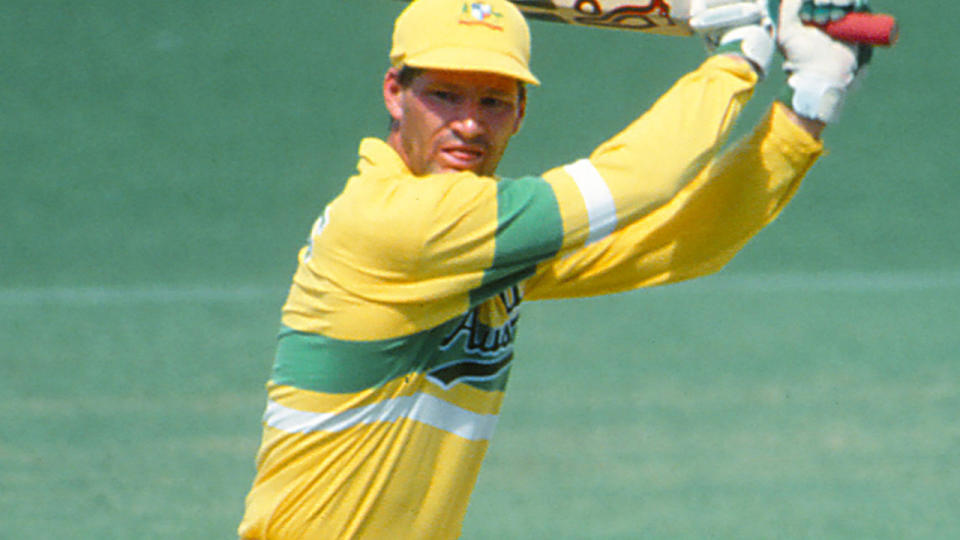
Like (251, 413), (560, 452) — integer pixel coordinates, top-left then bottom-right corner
(820, 12), (898, 46)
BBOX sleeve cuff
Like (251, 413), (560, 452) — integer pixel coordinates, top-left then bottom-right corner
(768, 101), (825, 161)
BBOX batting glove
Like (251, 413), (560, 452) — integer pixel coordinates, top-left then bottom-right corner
(690, 0), (776, 78)
(777, 0), (873, 122)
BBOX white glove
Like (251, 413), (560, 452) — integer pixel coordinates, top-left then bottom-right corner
(690, 0), (775, 78)
(777, 0), (873, 122)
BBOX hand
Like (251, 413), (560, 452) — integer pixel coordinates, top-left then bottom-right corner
(777, 0), (873, 122)
(689, 0), (775, 77)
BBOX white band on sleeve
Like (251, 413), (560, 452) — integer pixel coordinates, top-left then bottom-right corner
(563, 158), (617, 244)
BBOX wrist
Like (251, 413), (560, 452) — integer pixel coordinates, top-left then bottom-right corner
(777, 99), (826, 139)
(712, 25), (774, 79)
(716, 51), (762, 76)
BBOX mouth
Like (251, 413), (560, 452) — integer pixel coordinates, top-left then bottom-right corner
(439, 144), (485, 171)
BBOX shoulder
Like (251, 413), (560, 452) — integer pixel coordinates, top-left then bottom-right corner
(342, 169), (500, 220)
(316, 171), (499, 264)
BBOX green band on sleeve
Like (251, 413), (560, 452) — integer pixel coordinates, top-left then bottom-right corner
(470, 176), (564, 305)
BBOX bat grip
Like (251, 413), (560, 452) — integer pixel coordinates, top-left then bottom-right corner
(819, 12), (898, 47)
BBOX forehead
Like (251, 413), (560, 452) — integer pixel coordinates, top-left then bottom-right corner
(413, 68), (521, 95)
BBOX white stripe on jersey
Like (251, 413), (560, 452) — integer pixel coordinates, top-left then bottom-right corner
(263, 392), (499, 442)
(564, 158), (617, 244)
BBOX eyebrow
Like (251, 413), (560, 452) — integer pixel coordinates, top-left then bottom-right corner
(483, 88), (517, 100)
(423, 80), (517, 100)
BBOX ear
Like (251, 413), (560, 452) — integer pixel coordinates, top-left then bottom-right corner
(512, 90), (527, 135)
(383, 68), (404, 125)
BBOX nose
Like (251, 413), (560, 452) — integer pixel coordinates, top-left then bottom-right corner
(451, 100), (484, 139)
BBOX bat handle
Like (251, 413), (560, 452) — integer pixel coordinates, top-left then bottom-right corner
(819, 12), (898, 47)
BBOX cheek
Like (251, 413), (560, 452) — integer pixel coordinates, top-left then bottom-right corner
(399, 103), (447, 173)
(400, 105), (428, 145)
(490, 115), (519, 146)
(404, 101), (443, 141)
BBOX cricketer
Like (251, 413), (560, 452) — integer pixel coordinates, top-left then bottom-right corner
(238, 0), (878, 537)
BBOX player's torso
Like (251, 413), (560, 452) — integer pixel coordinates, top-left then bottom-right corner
(248, 287), (524, 538)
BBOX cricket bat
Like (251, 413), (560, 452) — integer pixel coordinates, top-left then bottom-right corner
(406, 1), (899, 46)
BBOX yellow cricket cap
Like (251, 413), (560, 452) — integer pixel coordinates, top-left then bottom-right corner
(390, 0), (540, 85)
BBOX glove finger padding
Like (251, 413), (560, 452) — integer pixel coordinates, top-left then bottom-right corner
(802, 0), (869, 25)
(690, 0), (764, 33)
(802, 0), (873, 68)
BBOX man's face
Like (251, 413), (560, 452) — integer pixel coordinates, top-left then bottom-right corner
(384, 68), (525, 177)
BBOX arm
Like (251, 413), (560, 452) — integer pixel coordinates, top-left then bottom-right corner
(535, 55), (760, 259)
(523, 0), (881, 300)
(524, 101), (823, 300)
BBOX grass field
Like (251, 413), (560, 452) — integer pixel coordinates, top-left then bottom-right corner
(3, 2), (959, 538)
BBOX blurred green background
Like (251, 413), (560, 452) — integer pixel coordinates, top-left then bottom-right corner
(2, 1), (958, 538)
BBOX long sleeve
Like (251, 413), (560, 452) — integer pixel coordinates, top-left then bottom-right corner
(537, 55), (760, 257)
(524, 101), (824, 300)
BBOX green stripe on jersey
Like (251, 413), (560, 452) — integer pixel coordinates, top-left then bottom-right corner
(273, 320), (512, 394)
(273, 326), (442, 394)
(470, 176), (564, 305)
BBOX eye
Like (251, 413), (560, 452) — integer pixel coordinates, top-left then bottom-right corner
(480, 96), (514, 111)
(430, 90), (459, 104)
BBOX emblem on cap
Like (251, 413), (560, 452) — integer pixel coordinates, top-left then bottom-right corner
(460, 2), (505, 31)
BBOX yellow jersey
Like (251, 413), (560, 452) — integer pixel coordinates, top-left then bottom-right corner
(239, 56), (823, 539)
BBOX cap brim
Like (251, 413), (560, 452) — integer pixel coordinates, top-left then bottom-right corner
(402, 46), (540, 86)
